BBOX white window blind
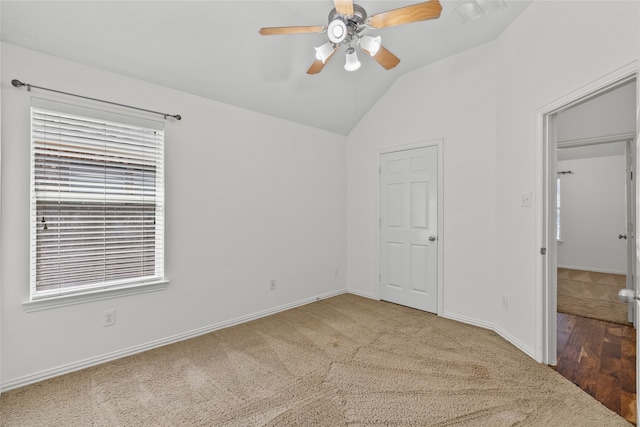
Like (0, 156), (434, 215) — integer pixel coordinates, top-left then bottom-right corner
(30, 106), (164, 299)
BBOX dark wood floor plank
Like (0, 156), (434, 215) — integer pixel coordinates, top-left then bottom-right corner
(596, 373), (621, 414)
(558, 316), (590, 382)
(574, 316), (604, 397)
(557, 312), (636, 425)
(622, 390), (638, 425)
(557, 312), (574, 351)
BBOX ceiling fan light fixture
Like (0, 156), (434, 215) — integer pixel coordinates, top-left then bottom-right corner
(327, 19), (347, 44)
(259, 0), (444, 75)
(359, 35), (382, 56)
(344, 46), (361, 71)
(315, 42), (335, 63)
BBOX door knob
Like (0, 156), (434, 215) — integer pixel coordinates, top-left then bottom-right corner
(428, 236), (437, 242)
(619, 234), (627, 240)
(618, 288), (639, 303)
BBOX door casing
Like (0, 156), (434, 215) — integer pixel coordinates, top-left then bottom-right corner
(537, 63), (638, 365)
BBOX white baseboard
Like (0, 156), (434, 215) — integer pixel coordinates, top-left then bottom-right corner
(442, 311), (536, 360)
(346, 288), (379, 300)
(441, 311), (494, 330)
(1, 288), (347, 392)
(493, 326), (536, 360)
(2, 289), (542, 392)
(557, 264), (626, 275)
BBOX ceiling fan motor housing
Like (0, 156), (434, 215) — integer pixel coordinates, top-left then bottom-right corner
(327, 4), (367, 44)
(327, 20), (347, 43)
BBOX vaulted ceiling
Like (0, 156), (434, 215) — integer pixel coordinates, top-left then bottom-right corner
(1, 1), (532, 135)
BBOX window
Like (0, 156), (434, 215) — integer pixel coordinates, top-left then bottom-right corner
(30, 104), (164, 300)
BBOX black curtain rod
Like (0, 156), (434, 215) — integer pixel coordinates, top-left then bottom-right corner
(11, 79), (181, 121)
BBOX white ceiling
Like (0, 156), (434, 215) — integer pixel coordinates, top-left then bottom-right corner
(0, 0), (532, 135)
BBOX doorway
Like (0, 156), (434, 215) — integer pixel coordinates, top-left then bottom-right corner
(539, 67), (638, 423)
(556, 137), (634, 325)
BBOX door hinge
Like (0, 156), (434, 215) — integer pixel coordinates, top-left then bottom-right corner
(379, 166), (382, 175)
(379, 219), (381, 228)
(540, 247), (547, 255)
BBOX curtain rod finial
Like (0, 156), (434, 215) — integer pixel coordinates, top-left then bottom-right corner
(175, 114), (182, 121)
(11, 79), (24, 88)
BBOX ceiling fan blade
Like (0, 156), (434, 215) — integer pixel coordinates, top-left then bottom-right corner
(259, 25), (325, 36)
(368, 0), (442, 29)
(334, 0), (354, 16)
(362, 45), (400, 70)
(307, 49), (337, 74)
(307, 59), (328, 75)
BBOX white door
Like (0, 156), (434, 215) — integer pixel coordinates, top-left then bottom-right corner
(379, 146), (438, 313)
(635, 77), (639, 420)
(625, 140), (636, 325)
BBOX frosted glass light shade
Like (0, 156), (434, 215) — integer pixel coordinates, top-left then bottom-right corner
(359, 35), (382, 56)
(344, 47), (361, 71)
(315, 42), (334, 63)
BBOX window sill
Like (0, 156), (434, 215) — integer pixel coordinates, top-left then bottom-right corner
(23, 280), (170, 312)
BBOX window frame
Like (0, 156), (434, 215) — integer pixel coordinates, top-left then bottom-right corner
(25, 100), (168, 311)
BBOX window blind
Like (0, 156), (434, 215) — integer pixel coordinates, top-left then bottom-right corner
(30, 107), (164, 298)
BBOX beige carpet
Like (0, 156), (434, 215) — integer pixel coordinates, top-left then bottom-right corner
(1, 294), (631, 426)
(558, 268), (631, 325)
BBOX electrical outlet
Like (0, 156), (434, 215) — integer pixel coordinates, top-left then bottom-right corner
(502, 295), (508, 309)
(521, 192), (532, 207)
(104, 309), (116, 327)
(270, 279), (276, 291)
(334, 267), (339, 277)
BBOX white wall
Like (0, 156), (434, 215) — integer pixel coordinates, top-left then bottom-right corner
(0, 43), (347, 389)
(347, 0), (639, 358)
(494, 0), (638, 356)
(556, 81), (636, 143)
(347, 41), (498, 325)
(557, 155), (627, 274)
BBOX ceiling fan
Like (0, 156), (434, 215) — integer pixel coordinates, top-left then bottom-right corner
(259, 0), (442, 74)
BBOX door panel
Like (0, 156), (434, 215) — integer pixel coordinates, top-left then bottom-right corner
(387, 184), (403, 227)
(387, 242), (403, 288)
(380, 146), (438, 312)
(410, 244), (429, 293)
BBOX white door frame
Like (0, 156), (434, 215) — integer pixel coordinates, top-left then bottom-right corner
(375, 138), (444, 316)
(536, 62), (638, 365)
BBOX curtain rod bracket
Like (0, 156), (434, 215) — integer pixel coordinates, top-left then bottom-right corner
(11, 78), (181, 121)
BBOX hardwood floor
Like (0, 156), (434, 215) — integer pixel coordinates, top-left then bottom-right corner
(556, 312), (637, 425)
